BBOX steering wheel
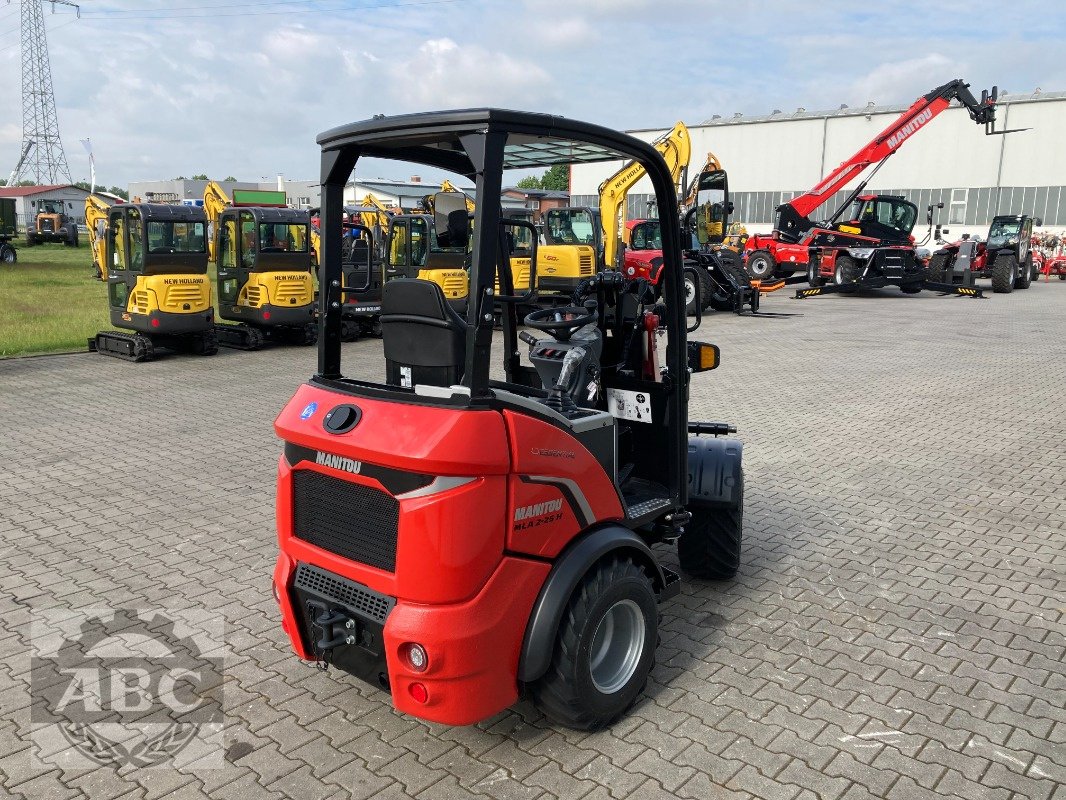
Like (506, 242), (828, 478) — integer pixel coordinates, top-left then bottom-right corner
(523, 304), (597, 342)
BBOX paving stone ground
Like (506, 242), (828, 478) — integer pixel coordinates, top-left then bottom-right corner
(0, 280), (1063, 800)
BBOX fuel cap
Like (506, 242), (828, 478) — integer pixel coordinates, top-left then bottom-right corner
(323, 404), (361, 434)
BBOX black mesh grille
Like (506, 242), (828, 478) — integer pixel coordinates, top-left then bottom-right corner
(294, 563), (395, 623)
(292, 470), (399, 572)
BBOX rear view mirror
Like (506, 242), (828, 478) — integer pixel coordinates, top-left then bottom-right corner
(687, 341), (720, 372)
(433, 192), (469, 249)
(1034, 217), (1043, 226)
(942, 228), (950, 235)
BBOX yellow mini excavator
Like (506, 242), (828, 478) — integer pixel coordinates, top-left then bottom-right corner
(88, 203), (217, 361)
(204, 181), (317, 349)
(85, 194), (113, 280)
(383, 191), (470, 310)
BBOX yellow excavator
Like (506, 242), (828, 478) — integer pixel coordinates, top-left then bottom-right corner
(85, 194), (113, 280)
(204, 181), (317, 349)
(88, 203), (217, 361)
(383, 193), (470, 310)
(599, 120), (691, 272)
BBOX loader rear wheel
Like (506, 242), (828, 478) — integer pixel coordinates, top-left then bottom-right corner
(807, 260), (826, 287)
(1059, 273), (1065, 281)
(745, 249), (775, 280)
(834, 255), (861, 290)
(1, 245), (15, 264)
(679, 472), (743, 580)
(990, 253), (1018, 293)
(683, 270), (712, 316)
(925, 251), (950, 283)
(531, 557), (658, 731)
(1015, 254), (1032, 289)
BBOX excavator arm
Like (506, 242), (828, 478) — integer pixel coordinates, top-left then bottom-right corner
(785, 79), (1007, 230)
(85, 194), (112, 280)
(203, 181), (231, 262)
(598, 120), (691, 269)
(439, 179), (476, 213)
(682, 151), (725, 210)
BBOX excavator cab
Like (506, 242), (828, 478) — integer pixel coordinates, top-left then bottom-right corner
(384, 202), (469, 310)
(691, 169), (730, 247)
(214, 206), (317, 349)
(536, 207), (599, 296)
(89, 203), (217, 361)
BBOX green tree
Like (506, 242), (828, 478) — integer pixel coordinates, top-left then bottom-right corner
(541, 164), (569, 192)
(74, 180), (91, 191)
(516, 175), (541, 189)
(191, 173), (209, 181)
(107, 186), (129, 200)
(0, 178), (6, 187)
(174, 175), (187, 180)
(17, 179), (36, 187)
(223, 175), (236, 182)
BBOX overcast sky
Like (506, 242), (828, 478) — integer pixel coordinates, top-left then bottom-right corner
(1, 0), (1063, 188)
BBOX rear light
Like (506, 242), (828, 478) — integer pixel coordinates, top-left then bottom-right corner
(263, 311), (271, 320)
(402, 642), (428, 672)
(408, 682), (429, 704)
(150, 318), (160, 328)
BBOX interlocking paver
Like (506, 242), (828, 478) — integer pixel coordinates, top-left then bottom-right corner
(1, 281), (1064, 799)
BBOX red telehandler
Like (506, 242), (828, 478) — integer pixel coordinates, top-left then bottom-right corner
(739, 79), (1023, 298)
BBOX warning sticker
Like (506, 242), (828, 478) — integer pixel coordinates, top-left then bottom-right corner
(606, 389), (651, 423)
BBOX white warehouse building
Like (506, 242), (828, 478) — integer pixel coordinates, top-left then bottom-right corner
(569, 89), (1066, 239)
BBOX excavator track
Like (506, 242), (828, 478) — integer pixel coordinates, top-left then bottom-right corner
(216, 323), (265, 351)
(88, 331), (156, 362)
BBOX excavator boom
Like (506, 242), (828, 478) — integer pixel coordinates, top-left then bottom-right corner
(599, 120), (691, 269)
(85, 194), (112, 280)
(203, 181), (231, 262)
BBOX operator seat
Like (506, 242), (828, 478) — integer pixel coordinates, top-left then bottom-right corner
(380, 278), (467, 388)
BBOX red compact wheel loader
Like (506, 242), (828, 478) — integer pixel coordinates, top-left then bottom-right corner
(271, 109), (745, 730)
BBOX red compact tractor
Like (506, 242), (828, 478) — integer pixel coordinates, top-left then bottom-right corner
(925, 215), (1041, 293)
(737, 79), (1022, 299)
(271, 110), (745, 730)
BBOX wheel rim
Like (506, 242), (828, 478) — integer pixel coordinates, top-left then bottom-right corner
(684, 277), (696, 306)
(589, 599), (645, 694)
(834, 264), (844, 284)
(750, 256), (769, 277)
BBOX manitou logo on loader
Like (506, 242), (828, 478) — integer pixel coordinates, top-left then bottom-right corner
(887, 108), (934, 149)
(315, 451), (362, 474)
(514, 498), (564, 522)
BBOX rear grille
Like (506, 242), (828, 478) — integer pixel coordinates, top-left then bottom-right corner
(246, 285), (265, 307)
(579, 254), (594, 275)
(131, 290), (150, 314)
(292, 470), (399, 572)
(294, 562), (395, 623)
(273, 280), (308, 304)
(163, 285), (203, 309)
(442, 274), (467, 298)
(41, 219), (55, 233)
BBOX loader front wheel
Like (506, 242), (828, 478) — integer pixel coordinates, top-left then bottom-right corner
(991, 253), (1018, 293)
(745, 249), (775, 280)
(531, 557), (658, 731)
(679, 472), (744, 580)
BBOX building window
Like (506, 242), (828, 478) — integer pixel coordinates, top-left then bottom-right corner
(527, 200), (540, 210)
(949, 188), (966, 225)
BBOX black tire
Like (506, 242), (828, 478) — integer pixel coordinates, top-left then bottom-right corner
(25, 235), (35, 247)
(745, 249), (775, 280)
(301, 322), (318, 346)
(834, 255), (861, 288)
(925, 251), (950, 283)
(678, 472), (743, 580)
(807, 259), (826, 287)
(990, 253), (1018, 293)
(683, 270), (712, 316)
(1, 245), (15, 264)
(1015, 254), (1032, 290)
(530, 556), (658, 731)
(717, 248), (744, 272)
(1058, 273), (1066, 281)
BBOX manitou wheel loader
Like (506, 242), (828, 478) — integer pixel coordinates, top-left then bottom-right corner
(205, 181), (317, 349)
(271, 108), (745, 731)
(88, 203), (217, 362)
(925, 214), (1040, 293)
(729, 79), (1023, 298)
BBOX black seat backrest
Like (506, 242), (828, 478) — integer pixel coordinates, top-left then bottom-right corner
(380, 278), (467, 388)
